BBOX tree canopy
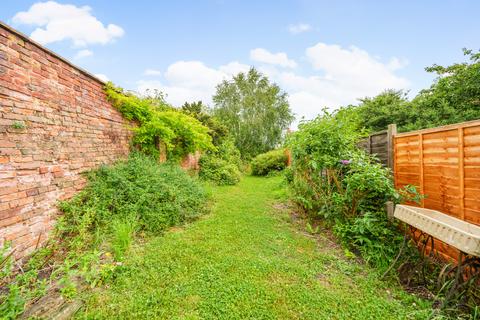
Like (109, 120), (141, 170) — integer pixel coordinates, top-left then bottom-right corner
(349, 49), (480, 133)
(212, 68), (294, 159)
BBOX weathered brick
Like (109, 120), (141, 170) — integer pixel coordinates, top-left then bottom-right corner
(0, 185), (18, 195)
(39, 166), (49, 174)
(0, 23), (132, 259)
(0, 215), (22, 228)
(0, 140), (16, 148)
(26, 188), (39, 196)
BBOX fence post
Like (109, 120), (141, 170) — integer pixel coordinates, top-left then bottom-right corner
(386, 201), (395, 221)
(367, 135), (372, 154)
(387, 124), (397, 172)
(458, 128), (465, 220)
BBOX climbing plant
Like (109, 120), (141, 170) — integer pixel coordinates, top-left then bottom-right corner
(105, 83), (215, 159)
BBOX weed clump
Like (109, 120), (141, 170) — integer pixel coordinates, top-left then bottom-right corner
(59, 152), (209, 246)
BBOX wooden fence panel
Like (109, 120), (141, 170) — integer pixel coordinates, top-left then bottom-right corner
(358, 124), (396, 170)
(393, 119), (480, 260)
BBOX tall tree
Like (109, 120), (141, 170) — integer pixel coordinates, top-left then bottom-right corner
(213, 68), (294, 158)
(407, 48), (480, 131)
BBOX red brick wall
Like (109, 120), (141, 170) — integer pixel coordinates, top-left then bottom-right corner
(181, 151), (201, 171)
(0, 23), (132, 259)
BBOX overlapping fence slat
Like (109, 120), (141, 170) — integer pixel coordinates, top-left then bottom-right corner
(394, 120), (480, 259)
(358, 124), (396, 169)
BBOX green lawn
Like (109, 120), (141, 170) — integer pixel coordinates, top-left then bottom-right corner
(77, 176), (430, 319)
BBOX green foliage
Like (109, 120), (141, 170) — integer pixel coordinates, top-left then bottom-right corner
(289, 110), (365, 170)
(286, 111), (409, 268)
(213, 68), (294, 159)
(111, 219), (136, 261)
(181, 101), (229, 147)
(352, 49), (480, 133)
(406, 48), (480, 130)
(0, 244), (48, 320)
(199, 139), (242, 185)
(11, 121), (26, 130)
(199, 158), (241, 186)
(59, 152), (209, 239)
(105, 83), (215, 159)
(348, 90), (413, 132)
(181, 101), (243, 185)
(78, 176), (429, 319)
(250, 149), (288, 176)
(78, 176), (430, 319)
(333, 213), (403, 270)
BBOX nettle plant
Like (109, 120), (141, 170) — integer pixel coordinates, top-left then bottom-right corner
(286, 111), (414, 269)
(105, 83), (215, 159)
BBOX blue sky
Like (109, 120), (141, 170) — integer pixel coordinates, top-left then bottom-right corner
(2, 1), (479, 123)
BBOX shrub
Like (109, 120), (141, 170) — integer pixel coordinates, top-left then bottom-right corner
(286, 111), (413, 269)
(199, 158), (241, 185)
(58, 152), (209, 247)
(251, 149), (288, 176)
(333, 212), (403, 270)
(199, 139), (242, 185)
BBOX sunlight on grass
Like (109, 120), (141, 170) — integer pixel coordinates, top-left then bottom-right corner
(77, 176), (430, 319)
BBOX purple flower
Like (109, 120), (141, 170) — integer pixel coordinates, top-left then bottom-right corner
(340, 159), (351, 165)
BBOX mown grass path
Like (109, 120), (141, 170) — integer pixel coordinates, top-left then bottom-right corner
(78, 176), (428, 319)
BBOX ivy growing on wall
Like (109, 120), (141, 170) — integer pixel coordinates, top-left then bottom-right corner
(104, 83), (215, 159)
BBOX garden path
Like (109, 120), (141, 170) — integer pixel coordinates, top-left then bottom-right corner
(78, 176), (428, 319)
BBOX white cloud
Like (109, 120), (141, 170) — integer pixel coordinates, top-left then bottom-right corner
(137, 43), (409, 128)
(12, 1), (124, 47)
(387, 57), (409, 71)
(137, 61), (250, 106)
(273, 43), (409, 123)
(304, 43), (409, 94)
(219, 61), (251, 75)
(94, 73), (109, 82)
(74, 49), (93, 59)
(143, 69), (162, 76)
(288, 23), (312, 34)
(250, 48), (297, 68)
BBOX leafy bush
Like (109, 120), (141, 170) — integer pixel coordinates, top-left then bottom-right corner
(333, 213), (403, 270)
(105, 83), (214, 159)
(286, 111), (410, 268)
(199, 139), (242, 185)
(59, 152), (209, 241)
(199, 158), (241, 185)
(251, 149), (288, 176)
